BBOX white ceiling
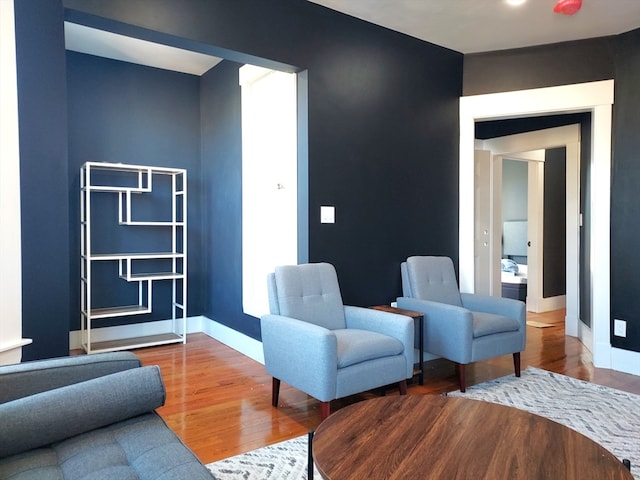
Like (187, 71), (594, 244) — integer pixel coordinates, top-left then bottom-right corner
(64, 1), (640, 74)
(64, 22), (222, 76)
(308, 0), (640, 54)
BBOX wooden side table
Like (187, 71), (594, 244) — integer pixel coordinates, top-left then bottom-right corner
(370, 305), (424, 385)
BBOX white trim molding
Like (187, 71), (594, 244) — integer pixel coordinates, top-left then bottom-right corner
(69, 316), (265, 365)
(460, 80), (640, 375)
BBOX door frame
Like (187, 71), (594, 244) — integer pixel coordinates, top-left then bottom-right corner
(459, 80), (613, 369)
(481, 126), (579, 324)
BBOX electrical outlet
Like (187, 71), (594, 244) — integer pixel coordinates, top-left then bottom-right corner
(613, 319), (627, 337)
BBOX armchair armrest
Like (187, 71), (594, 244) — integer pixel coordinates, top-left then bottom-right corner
(344, 306), (414, 378)
(461, 293), (526, 330)
(396, 297), (475, 364)
(0, 351), (142, 405)
(261, 314), (338, 401)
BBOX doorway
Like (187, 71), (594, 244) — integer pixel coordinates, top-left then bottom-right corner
(476, 125), (579, 320)
(459, 80), (614, 368)
(240, 65), (298, 318)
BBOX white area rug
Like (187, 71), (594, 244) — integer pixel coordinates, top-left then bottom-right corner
(207, 434), (320, 480)
(207, 367), (640, 479)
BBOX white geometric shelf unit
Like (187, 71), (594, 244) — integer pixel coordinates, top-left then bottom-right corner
(80, 162), (187, 353)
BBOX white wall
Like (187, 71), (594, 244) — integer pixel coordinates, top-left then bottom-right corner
(0, 0), (31, 365)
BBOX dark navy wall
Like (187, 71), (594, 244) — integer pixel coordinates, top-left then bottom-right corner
(466, 32), (640, 352)
(543, 148), (566, 299)
(463, 37), (616, 96)
(610, 28), (640, 353)
(59, 0), (463, 341)
(200, 61), (258, 337)
(66, 51), (203, 329)
(14, 0), (70, 360)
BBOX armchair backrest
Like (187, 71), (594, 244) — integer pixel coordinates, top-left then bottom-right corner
(403, 256), (463, 307)
(267, 263), (346, 330)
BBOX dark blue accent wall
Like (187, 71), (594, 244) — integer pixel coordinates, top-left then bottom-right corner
(466, 31), (640, 352)
(200, 61), (260, 338)
(56, 0), (462, 343)
(15, 0), (640, 356)
(14, 0), (70, 360)
(66, 51), (203, 329)
(610, 28), (640, 353)
(543, 148), (567, 299)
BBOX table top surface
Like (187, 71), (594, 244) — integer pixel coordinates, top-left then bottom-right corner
(312, 395), (632, 480)
(370, 305), (424, 318)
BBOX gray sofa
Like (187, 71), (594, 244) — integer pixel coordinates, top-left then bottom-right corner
(0, 352), (213, 479)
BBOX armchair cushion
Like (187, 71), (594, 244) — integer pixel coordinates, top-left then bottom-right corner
(334, 329), (403, 368)
(472, 312), (520, 338)
(272, 264), (346, 330)
(405, 256), (462, 307)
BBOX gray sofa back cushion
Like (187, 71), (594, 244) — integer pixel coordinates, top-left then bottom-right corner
(0, 352), (141, 404)
(0, 365), (165, 458)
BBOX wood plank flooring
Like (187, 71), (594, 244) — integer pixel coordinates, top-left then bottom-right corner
(131, 309), (640, 464)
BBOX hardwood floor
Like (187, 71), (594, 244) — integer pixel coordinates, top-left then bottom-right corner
(131, 309), (640, 464)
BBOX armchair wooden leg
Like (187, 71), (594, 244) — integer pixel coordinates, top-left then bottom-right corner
(320, 401), (330, 421)
(513, 352), (521, 377)
(457, 363), (466, 393)
(272, 377), (281, 407)
(398, 380), (408, 395)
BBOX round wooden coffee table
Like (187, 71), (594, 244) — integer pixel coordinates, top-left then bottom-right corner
(312, 395), (632, 479)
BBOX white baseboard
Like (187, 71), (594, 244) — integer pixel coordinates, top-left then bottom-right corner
(69, 316), (637, 377)
(611, 347), (640, 376)
(69, 317), (204, 350)
(529, 294), (566, 313)
(69, 316), (264, 365)
(578, 321), (593, 353)
(199, 316), (264, 364)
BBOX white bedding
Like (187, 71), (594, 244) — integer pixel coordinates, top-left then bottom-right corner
(501, 264), (527, 284)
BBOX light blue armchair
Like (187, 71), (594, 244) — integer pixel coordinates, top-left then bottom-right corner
(397, 256), (526, 392)
(261, 263), (414, 419)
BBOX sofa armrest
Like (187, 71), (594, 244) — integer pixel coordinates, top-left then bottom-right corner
(0, 365), (165, 459)
(0, 352), (142, 404)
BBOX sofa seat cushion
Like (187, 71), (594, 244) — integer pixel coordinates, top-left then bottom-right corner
(334, 329), (404, 368)
(472, 312), (520, 338)
(0, 413), (212, 480)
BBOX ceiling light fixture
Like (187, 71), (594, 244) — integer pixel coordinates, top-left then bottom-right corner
(554, 0), (582, 15)
(505, 0), (526, 6)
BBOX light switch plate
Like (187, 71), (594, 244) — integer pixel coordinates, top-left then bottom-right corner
(320, 206), (335, 223)
(614, 319), (627, 337)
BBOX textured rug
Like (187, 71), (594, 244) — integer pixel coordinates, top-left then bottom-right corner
(207, 367), (640, 479)
(207, 434), (320, 480)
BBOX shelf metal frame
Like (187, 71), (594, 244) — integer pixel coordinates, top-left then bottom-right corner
(80, 162), (187, 354)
